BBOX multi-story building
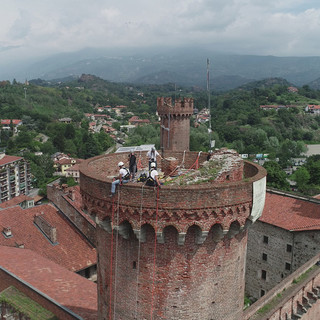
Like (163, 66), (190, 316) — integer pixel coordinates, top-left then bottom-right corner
(246, 190), (320, 300)
(0, 154), (31, 203)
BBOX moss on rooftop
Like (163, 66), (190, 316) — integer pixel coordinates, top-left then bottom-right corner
(0, 286), (58, 320)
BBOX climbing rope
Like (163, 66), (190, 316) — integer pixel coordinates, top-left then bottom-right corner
(150, 186), (160, 320)
(113, 189), (121, 320)
(134, 184), (145, 319)
(109, 196), (115, 320)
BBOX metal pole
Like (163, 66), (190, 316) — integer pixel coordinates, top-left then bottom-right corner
(207, 58), (212, 150)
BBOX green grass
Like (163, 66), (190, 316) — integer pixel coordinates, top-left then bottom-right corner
(292, 265), (318, 284)
(0, 286), (58, 320)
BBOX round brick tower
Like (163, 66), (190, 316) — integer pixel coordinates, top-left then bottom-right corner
(80, 151), (266, 320)
(157, 97), (194, 151)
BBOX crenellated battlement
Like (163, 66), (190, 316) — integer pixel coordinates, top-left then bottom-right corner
(157, 97), (194, 117)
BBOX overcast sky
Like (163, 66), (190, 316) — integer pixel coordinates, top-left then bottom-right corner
(1, 0), (320, 64)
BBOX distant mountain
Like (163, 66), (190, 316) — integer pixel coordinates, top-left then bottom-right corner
(307, 77), (320, 90)
(6, 47), (320, 91)
(237, 77), (293, 90)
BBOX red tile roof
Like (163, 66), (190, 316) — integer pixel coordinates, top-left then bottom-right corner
(0, 246), (97, 320)
(260, 192), (320, 231)
(66, 164), (80, 172)
(0, 204), (96, 271)
(0, 194), (33, 209)
(1, 119), (22, 125)
(0, 155), (22, 166)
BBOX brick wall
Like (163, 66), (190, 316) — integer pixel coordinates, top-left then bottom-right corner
(157, 97), (193, 151)
(97, 224), (248, 320)
(0, 268), (78, 320)
(47, 184), (96, 246)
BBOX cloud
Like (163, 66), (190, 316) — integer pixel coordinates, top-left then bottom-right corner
(0, 0), (320, 60)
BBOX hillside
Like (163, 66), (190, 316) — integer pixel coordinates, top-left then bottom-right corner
(4, 47), (320, 91)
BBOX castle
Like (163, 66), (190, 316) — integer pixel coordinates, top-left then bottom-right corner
(79, 97), (267, 319)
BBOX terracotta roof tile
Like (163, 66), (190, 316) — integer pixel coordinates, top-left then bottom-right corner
(0, 155), (22, 166)
(260, 192), (320, 231)
(0, 195), (33, 209)
(0, 246), (97, 320)
(0, 204), (96, 271)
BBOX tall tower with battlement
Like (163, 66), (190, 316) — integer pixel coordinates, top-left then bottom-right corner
(80, 150), (266, 319)
(157, 97), (194, 151)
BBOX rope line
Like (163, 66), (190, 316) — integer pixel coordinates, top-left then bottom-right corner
(113, 189), (121, 320)
(134, 184), (145, 319)
(109, 197), (115, 320)
(150, 186), (160, 320)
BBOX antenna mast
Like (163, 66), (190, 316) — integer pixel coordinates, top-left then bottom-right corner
(207, 58), (213, 150)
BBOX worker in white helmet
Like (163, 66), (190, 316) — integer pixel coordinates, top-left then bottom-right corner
(110, 161), (130, 196)
(145, 162), (161, 188)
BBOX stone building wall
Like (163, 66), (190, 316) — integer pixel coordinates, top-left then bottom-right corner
(246, 220), (320, 300)
(293, 231), (320, 269)
(246, 221), (294, 299)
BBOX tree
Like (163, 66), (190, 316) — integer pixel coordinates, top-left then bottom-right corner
(263, 161), (290, 191)
(292, 167), (310, 192)
(305, 156), (320, 186)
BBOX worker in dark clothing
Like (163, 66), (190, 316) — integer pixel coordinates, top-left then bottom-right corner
(128, 151), (137, 181)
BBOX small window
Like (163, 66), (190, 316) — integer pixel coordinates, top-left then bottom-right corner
(261, 270), (267, 280)
(263, 236), (269, 244)
(260, 289), (265, 297)
(262, 253), (267, 261)
(285, 263), (291, 271)
(286, 244), (292, 253)
(133, 261), (137, 269)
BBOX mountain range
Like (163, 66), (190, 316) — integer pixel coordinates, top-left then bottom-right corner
(4, 47), (320, 91)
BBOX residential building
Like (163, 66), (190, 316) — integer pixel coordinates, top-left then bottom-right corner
(0, 154), (31, 203)
(65, 163), (81, 183)
(58, 117), (72, 124)
(0, 119), (22, 134)
(54, 157), (83, 175)
(246, 190), (320, 300)
(305, 104), (320, 114)
(128, 116), (150, 126)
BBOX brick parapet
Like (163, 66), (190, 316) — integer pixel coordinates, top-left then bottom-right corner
(243, 253), (320, 320)
(80, 154), (266, 236)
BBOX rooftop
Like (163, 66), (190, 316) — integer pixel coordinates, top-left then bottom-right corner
(0, 155), (23, 166)
(0, 246), (97, 320)
(0, 203), (96, 271)
(260, 191), (320, 231)
(0, 194), (33, 209)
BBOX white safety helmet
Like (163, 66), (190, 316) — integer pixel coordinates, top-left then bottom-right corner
(150, 162), (156, 168)
(118, 161), (124, 167)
